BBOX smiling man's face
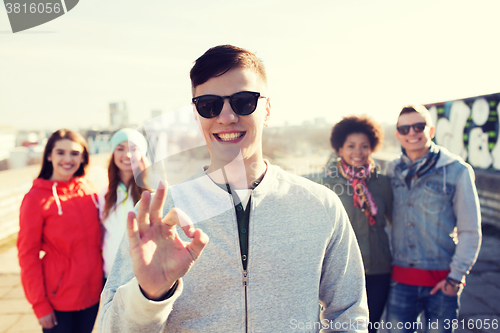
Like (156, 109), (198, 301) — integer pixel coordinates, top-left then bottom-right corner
(396, 112), (435, 160)
(193, 67), (270, 169)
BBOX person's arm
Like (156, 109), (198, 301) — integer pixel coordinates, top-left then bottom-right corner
(449, 164), (482, 283)
(97, 186), (108, 221)
(319, 195), (368, 333)
(98, 182), (209, 332)
(17, 194), (54, 320)
(384, 178), (394, 227)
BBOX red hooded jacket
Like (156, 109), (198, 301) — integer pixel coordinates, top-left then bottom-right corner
(17, 177), (103, 318)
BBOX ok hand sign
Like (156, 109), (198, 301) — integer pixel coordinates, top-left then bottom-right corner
(127, 181), (209, 300)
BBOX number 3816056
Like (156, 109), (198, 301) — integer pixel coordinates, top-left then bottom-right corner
(5, 3), (62, 14)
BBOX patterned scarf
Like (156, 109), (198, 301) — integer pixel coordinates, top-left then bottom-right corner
(337, 158), (378, 226)
(398, 143), (440, 189)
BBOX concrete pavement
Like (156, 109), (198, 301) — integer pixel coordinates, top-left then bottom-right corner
(0, 242), (40, 333)
(456, 230), (500, 333)
(0, 241), (97, 333)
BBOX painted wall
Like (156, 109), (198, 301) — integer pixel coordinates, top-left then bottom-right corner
(426, 93), (500, 170)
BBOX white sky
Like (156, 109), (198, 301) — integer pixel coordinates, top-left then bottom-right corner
(1, 0), (499, 131)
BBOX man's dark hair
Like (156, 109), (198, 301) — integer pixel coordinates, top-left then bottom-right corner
(330, 115), (384, 153)
(397, 104), (433, 126)
(190, 45), (267, 91)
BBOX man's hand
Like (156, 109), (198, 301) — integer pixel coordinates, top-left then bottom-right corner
(38, 312), (57, 329)
(127, 181), (209, 300)
(430, 279), (459, 296)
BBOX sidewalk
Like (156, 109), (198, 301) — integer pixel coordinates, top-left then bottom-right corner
(0, 240), (99, 333)
(1, 234), (500, 332)
(457, 231), (500, 333)
(0, 241), (38, 333)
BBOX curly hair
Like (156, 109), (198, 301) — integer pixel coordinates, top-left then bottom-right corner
(330, 115), (384, 153)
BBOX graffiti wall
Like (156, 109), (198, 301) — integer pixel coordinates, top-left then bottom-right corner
(426, 93), (500, 170)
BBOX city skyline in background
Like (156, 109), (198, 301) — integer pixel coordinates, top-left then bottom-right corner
(1, 0), (500, 132)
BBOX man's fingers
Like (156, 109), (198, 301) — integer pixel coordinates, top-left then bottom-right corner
(127, 211), (141, 248)
(186, 229), (209, 260)
(160, 206), (208, 264)
(175, 208), (196, 236)
(162, 207), (190, 229)
(430, 280), (444, 295)
(172, 207), (209, 260)
(137, 191), (151, 221)
(150, 181), (168, 225)
(137, 191), (151, 235)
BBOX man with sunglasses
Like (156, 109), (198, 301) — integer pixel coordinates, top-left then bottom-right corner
(385, 105), (481, 333)
(99, 45), (368, 332)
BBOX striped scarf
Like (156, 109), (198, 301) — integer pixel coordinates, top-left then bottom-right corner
(337, 158), (378, 226)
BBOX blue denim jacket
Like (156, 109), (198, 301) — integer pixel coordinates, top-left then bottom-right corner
(387, 146), (481, 283)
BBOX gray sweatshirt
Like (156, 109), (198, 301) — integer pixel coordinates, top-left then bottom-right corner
(98, 164), (368, 332)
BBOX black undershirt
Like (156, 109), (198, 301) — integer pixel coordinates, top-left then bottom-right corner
(157, 178), (260, 300)
(220, 181), (260, 271)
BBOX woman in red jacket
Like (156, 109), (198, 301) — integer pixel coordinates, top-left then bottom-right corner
(17, 129), (103, 333)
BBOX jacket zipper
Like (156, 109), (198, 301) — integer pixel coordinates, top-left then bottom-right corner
(243, 191), (254, 333)
(243, 270), (249, 333)
(227, 185), (252, 333)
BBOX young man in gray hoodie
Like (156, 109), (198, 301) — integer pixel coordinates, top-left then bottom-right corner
(386, 105), (482, 333)
(98, 45), (368, 332)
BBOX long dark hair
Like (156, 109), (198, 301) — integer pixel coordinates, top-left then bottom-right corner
(101, 153), (150, 221)
(38, 129), (89, 180)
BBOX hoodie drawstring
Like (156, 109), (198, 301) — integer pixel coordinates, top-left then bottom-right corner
(52, 183), (63, 216)
(79, 179), (99, 209)
(51, 179), (99, 215)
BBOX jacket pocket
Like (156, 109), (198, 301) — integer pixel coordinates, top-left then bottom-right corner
(422, 181), (455, 214)
(51, 270), (65, 296)
(42, 256), (67, 299)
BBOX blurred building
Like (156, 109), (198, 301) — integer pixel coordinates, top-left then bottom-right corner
(15, 130), (45, 147)
(314, 117), (328, 128)
(0, 127), (17, 171)
(85, 130), (112, 154)
(109, 102), (129, 129)
(151, 109), (163, 119)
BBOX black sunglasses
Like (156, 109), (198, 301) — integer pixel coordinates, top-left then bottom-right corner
(192, 91), (265, 119)
(396, 122), (427, 135)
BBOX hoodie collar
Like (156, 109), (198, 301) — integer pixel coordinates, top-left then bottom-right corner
(435, 145), (464, 168)
(33, 177), (80, 190)
(33, 177), (98, 215)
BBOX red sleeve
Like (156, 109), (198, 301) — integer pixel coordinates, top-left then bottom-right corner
(17, 193), (53, 318)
